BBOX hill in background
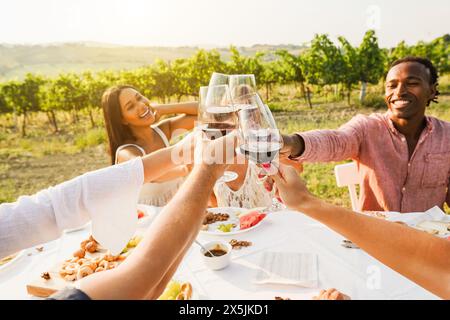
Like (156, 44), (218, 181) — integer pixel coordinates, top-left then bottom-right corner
(0, 42), (306, 81)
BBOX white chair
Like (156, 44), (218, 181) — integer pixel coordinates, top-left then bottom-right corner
(334, 162), (359, 211)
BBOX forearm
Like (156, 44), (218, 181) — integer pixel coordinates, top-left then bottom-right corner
(295, 197), (450, 299)
(144, 230), (198, 299)
(141, 146), (180, 183)
(157, 102), (198, 116)
(150, 166), (189, 183)
(293, 129), (361, 162)
(80, 165), (219, 299)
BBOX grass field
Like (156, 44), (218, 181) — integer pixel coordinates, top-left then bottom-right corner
(1, 91), (449, 213)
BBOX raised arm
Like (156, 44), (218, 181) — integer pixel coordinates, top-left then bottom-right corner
(271, 165), (450, 299)
(153, 101), (198, 117)
(0, 135), (194, 259)
(78, 133), (235, 300)
(153, 102), (198, 139)
(281, 114), (369, 163)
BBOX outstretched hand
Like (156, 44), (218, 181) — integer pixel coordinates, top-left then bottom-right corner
(262, 161), (303, 193)
(269, 164), (313, 210)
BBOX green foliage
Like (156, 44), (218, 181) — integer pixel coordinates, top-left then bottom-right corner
(386, 34), (449, 75)
(74, 128), (107, 150)
(358, 30), (385, 84)
(186, 49), (226, 96)
(361, 93), (386, 109)
(302, 34), (345, 86)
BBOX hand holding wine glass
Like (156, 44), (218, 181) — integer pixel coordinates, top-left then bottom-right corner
(198, 85), (239, 183)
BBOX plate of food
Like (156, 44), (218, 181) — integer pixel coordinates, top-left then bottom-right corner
(26, 233), (144, 297)
(200, 207), (267, 236)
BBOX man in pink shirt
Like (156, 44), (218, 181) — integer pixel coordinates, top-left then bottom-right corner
(281, 57), (450, 212)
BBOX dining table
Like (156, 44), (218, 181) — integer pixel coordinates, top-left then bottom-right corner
(0, 208), (440, 300)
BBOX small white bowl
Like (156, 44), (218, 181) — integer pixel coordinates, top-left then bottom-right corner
(200, 241), (232, 270)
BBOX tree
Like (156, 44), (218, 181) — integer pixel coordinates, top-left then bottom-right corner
(301, 34), (345, 107)
(357, 30), (385, 102)
(338, 37), (360, 105)
(186, 49), (226, 96)
(80, 71), (111, 128)
(275, 50), (306, 103)
(259, 59), (285, 101)
(148, 59), (176, 103)
(38, 79), (60, 132)
(226, 46), (265, 80)
(2, 74), (45, 136)
(428, 34), (450, 75)
(387, 41), (411, 66)
(0, 85), (11, 114)
(172, 58), (191, 102)
(52, 73), (84, 124)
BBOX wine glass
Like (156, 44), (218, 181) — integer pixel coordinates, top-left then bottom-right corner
(198, 85), (238, 183)
(237, 93), (282, 168)
(236, 93), (285, 210)
(228, 74), (257, 102)
(208, 72), (229, 87)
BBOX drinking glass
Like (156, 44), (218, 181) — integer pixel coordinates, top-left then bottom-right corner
(237, 93), (282, 171)
(228, 74), (257, 102)
(198, 85), (238, 183)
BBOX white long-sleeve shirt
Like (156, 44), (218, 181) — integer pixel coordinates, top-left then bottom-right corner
(0, 158), (144, 258)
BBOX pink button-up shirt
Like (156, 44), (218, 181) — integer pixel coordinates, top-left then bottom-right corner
(295, 113), (450, 212)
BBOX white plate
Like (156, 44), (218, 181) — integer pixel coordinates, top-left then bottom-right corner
(200, 207), (266, 236)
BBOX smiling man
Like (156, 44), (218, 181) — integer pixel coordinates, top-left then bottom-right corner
(281, 57), (450, 212)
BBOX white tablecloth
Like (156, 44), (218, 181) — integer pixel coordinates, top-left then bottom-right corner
(0, 210), (439, 300)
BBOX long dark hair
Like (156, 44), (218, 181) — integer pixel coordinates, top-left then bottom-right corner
(102, 85), (137, 165)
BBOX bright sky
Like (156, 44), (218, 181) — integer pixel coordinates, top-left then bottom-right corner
(1, 0), (449, 47)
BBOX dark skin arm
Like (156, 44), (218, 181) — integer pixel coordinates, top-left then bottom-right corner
(271, 165), (450, 299)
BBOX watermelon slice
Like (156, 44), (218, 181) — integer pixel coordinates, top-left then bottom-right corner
(137, 210), (145, 219)
(239, 211), (266, 230)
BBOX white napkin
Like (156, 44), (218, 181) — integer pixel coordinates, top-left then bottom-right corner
(254, 252), (318, 288)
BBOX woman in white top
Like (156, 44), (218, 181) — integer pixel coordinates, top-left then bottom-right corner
(102, 85), (198, 206)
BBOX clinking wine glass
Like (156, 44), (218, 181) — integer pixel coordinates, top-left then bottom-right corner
(236, 93), (285, 210)
(208, 72), (229, 86)
(198, 85), (238, 183)
(228, 74), (257, 103)
(236, 93), (283, 176)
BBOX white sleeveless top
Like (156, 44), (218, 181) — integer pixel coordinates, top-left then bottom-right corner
(213, 164), (274, 209)
(115, 125), (185, 207)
